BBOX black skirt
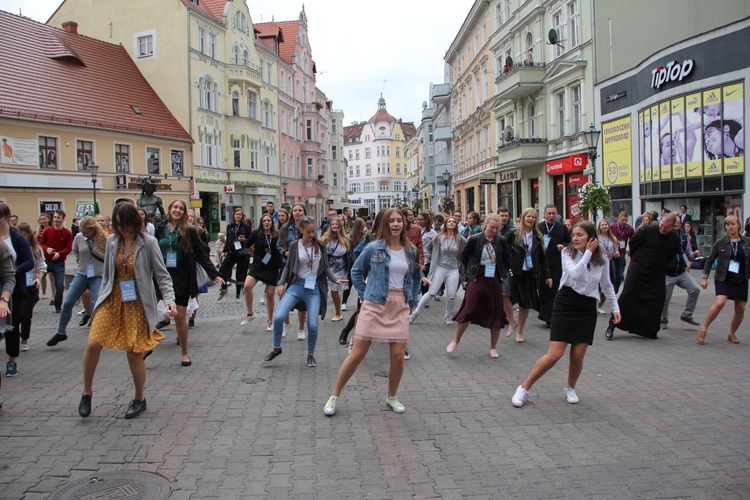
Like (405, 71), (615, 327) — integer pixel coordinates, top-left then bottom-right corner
(167, 261), (191, 307)
(510, 270), (542, 311)
(715, 278), (748, 302)
(549, 287), (597, 345)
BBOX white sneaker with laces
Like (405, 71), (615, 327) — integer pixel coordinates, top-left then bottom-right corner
(265, 320), (273, 332)
(597, 307), (607, 315)
(324, 396), (338, 416)
(260, 296), (265, 304)
(282, 323), (288, 338)
(443, 317), (454, 325)
(297, 330), (306, 341)
(341, 303), (347, 311)
(512, 385), (529, 407)
(386, 396), (406, 413)
(20, 340), (29, 352)
(564, 386), (580, 404)
(408, 312), (418, 324)
(240, 314), (254, 326)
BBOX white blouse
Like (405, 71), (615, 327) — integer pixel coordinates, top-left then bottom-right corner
(386, 247), (408, 290)
(559, 248), (620, 313)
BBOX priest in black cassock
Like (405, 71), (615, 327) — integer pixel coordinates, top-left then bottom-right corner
(538, 205), (572, 326)
(605, 213), (681, 339)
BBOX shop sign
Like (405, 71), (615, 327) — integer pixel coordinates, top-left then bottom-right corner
(602, 116), (633, 186)
(170, 150), (184, 177)
(479, 173), (495, 185)
(224, 184), (235, 193)
(545, 154), (588, 175)
(126, 177), (172, 191)
(498, 170), (521, 182)
(651, 59), (694, 90)
(116, 175), (127, 190)
(190, 199), (203, 209)
(40, 201), (61, 213)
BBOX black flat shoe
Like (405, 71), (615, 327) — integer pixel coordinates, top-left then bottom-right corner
(263, 349), (282, 364)
(79, 394), (92, 418)
(78, 315), (91, 327)
(47, 333), (68, 347)
(339, 330), (349, 345)
(143, 350), (153, 361)
(604, 324), (615, 340)
(125, 399), (147, 419)
(155, 320), (170, 330)
(181, 357), (191, 367)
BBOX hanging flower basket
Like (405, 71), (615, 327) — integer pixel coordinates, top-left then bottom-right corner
(577, 182), (612, 218)
(438, 195), (455, 214)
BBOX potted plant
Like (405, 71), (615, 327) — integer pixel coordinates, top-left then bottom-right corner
(577, 182), (612, 219)
(438, 195), (455, 214)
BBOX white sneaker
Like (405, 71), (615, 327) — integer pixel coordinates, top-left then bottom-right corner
(443, 317), (454, 325)
(260, 296), (265, 304)
(564, 386), (580, 404)
(341, 303), (347, 311)
(297, 330), (306, 341)
(282, 323), (288, 338)
(597, 307), (607, 315)
(408, 312), (418, 324)
(20, 339), (29, 352)
(265, 320), (273, 332)
(386, 396), (406, 413)
(512, 385), (529, 407)
(324, 396), (338, 416)
(240, 314), (254, 326)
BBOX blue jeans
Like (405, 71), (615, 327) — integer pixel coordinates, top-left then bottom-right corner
(47, 261), (66, 310)
(56, 273), (102, 335)
(613, 256), (626, 294)
(273, 279), (320, 354)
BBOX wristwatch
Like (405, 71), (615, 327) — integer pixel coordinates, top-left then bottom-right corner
(0, 297), (9, 304)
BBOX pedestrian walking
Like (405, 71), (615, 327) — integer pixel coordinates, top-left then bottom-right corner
(0, 241), (15, 407)
(698, 216), (749, 344)
(240, 213), (283, 331)
(596, 219), (619, 314)
(418, 212), (438, 298)
(447, 214), (511, 357)
(506, 208), (552, 343)
(187, 209), (210, 329)
(461, 211), (482, 239)
(340, 217), (366, 312)
(36, 213), (51, 299)
(610, 211), (635, 293)
(264, 216), (347, 368)
(512, 221), (621, 408)
(217, 208), (251, 301)
(40, 209), (73, 313)
(137, 209), (155, 237)
(16, 223), (46, 352)
(604, 214), (680, 340)
(661, 218), (701, 329)
(79, 203), (177, 419)
(538, 205), (571, 326)
(323, 208), (421, 416)
(153, 200), (224, 366)
(409, 216), (466, 325)
(320, 216), (351, 322)
(279, 204), (309, 339)
(46, 217), (106, 347)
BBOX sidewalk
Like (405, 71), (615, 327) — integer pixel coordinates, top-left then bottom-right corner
(1, 270), (749, 498)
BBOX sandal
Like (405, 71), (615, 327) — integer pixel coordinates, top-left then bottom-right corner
(728, 333), (740, 344)
(697, 328), (707, 344)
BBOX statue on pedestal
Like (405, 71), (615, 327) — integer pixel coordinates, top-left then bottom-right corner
(137, 177), (165, 224)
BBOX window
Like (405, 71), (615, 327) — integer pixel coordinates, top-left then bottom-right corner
(365, 164), (372, 175)
(288, 115), (293, 139)
(264, 145), (273, 173)
(76, 140), (93, 171)
(396, 164), (401, 174)
(281, 109), (286, 134)
(428, 125), (433, 142)
(232, 91), (239, 117)
(115, 144), (130, 173)
(234, 11), (249, 33)
(332, 146), (337, 160)
(249, 141), (259, 169)
(266, 62), (272, 84)
(557, 91), (566, 137)
(356, 166), (360, 176)
(280, 70), (285, 92)
(571, 85), (581, 133)
(528, 99), (536, 137)
(200, 76), (219, 112)
(380, 182), (389, 191)
(396, 147), (401, 157)
(137, 34), (153, 58)
(198, 27), (205, 54)
(331, 119), (337, 134)
(146, 147), (160, 175)
(246, 91), (257, 119)
(553, 11), (564, 57)
(233, 139), (241, 168)
(282, 151), (287, 176)
(364, 181), (375, 192)
(348, 150), (353, 160)
(355, 149), (360, 160)
(262, 101), (273, 128)
(504, 0), (511, 21)
(568, 1), (580, 48)
(333, 173), (338, 187)
(200, 131), (219, 167)
(307, 158), (314, 178)
(306, 119), (313, 141)
(209, 32), (217, 58)
(39, 136), (58, 169)
(365, 147), (371, 159)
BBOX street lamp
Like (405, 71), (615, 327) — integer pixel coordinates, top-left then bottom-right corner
(582, 124), (601, 181)
(442, 169), (451, 193)
(87, 162), (99, 216)
(281, 180), (288, 203)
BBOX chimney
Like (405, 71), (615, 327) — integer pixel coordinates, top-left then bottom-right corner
(62, 21), (78, 34)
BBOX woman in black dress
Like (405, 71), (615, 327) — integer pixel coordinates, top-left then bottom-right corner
(217, 208), (251, 300)
(506, 207), (552, 342)
(241, 213), (283, 331)
(512, 221), (620, 407)
(698, 216), (750, 344)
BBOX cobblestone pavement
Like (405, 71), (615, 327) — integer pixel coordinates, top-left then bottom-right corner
(1, 268), (749, 499)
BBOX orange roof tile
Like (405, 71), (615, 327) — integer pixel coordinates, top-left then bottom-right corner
(201, 0), (228, 21)
(256, 20), (300, 65)
(0, 12), (192, 142)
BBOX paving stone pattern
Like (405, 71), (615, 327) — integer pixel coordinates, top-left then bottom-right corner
(1, 268), (749, 499)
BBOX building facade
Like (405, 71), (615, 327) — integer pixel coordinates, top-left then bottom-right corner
(596, 16), (749, 256)
(0, 13), (192, 225)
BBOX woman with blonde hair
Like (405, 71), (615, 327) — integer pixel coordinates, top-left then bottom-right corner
(505, 207), (552, 343)
(320, 216), (351, 321)
(596, 219), (619, 314)
(698, 215), (750, 344)
(47, 216), (107, 347)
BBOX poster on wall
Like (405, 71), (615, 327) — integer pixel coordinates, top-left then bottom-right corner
(703, 88), (723, 176)
(643, 109), (652, 181)
(670, 97), (686, 178)
(650, 105), (660, 181)
(685, 92), (703, 177)
(0, 136), (38, 165)
(171, 150), (184, 177)
(638, 111), (645, 182)
(658, 101), (672, 180)
(721, 82), (744, 174)
(602, 115), (633, 186)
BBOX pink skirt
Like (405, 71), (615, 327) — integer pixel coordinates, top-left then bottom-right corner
(354, 290), (410, 343)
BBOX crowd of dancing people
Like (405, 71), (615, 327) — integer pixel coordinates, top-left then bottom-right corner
(0, 199), (748, 417)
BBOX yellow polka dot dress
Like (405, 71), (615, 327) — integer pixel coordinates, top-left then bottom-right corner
(89, 247), (164, 352)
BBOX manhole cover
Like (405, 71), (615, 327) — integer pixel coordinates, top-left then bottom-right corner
(48, 471), (170, 500)
(374, 371), (388, 378)
(242, 378), (267, 384)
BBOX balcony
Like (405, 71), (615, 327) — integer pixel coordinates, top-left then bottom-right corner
(432, 83), (451, 105)
(494, 63), (546, 100)
(433, 123), (452, 143)
(495, 138), (548, 168)
(228, 57), (261, 72)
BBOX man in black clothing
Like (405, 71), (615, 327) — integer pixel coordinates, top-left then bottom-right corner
(537, 205), (571, 326)
(605, 214), (681, 340)
(320, 208), (338, 234)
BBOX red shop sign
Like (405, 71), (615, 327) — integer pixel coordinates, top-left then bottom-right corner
(568, 174), (587, 186)
(545, 153), (588, 175)
(531, 179), (539, 190)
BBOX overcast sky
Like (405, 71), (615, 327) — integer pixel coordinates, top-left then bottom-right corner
(0, 0), (473, 125)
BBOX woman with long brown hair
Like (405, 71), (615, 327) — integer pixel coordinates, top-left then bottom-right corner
(153, 200), (224, 365)
(217, 207), (251, 301)
(340, 217), (366, 312)
(46, 216), (107, 347)
(278, 203), (308, 339)
(240, 213), (283, 331)
(320, 216), (351, 322)
(16, 223), (46, 352)
(36, 213), (51, 299)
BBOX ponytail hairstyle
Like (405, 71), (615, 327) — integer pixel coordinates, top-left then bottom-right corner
(80, 216), (107, 255)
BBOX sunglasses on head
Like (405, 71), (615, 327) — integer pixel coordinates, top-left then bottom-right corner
(301, 216), (315, 222)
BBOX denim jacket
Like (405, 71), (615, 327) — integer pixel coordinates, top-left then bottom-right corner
(352, 240), (422, 309)
(703, 235), (750, 282)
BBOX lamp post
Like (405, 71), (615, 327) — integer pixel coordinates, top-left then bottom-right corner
(582, 124), (601, 182)
(281, 180), (288, 203)
(87, 162), (99, 216)
(442, 169), (451, 195)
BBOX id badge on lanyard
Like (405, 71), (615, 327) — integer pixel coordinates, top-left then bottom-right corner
(86, 263), (96, 278)
(484, 262), (496, 278)
(524, 253), (533, 270)
(166, 252), (177, 268)
(25, 272), (35, 287)
(543, 234), (551, 247)
(304, 274), (316, 289)
(262, 252), (272, 265)
(120, 280), (137, 302)
(729, 260), (740, 274)
(234, 241), (242, 250)
(619, 239), (626, 249)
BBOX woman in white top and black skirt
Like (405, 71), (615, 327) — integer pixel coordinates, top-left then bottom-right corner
(512, 221), (621, 407)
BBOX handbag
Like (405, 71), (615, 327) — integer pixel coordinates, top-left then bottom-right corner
(196, 264), (213, 289)
(0, 300), (12, 335)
